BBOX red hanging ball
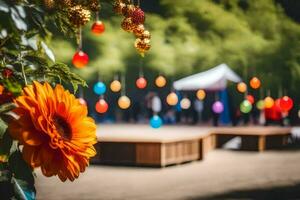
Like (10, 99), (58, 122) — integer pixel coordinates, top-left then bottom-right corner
(95, 99), (108, 114)
(2, 68), (13, 78)
(91, 21), (105, 35)
(131, 7), (145, 25)
(279, 96), (293, 112)
(246, 94), (255, 104)
(136, 77), (147, 89)
(72, 50), (89, 68)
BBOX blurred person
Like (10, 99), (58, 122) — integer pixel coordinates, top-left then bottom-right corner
(164, 109), (176, 124)
(232, 108), (241, 126)
(242, 113), (250, 125)
(152, 95), (162, 114)
(193, 99), (204, 124)
(212, 112), (220, 127)
(132, 101), (141, 122)
(145, 91), (156, 119)
(175, 91), (182, 123)
(258, 110), (266, 125)
(250, 105), (260, 125)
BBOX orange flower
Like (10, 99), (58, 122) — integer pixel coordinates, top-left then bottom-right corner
(9, 81), (97, 181)
(0, 84), (4, 94)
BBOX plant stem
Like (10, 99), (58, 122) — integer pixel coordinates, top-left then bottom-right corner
(21, 62), (28, 85)
(18, 54), (28, 85)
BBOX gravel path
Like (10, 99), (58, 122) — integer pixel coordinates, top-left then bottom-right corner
(35, 149), (300, 200)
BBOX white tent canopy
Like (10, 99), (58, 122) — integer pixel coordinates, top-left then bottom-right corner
(173, 63), (241, 91)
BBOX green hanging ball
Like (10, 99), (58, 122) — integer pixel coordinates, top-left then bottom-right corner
(240, 100), (252, 114)
(256, 100), (265, 110)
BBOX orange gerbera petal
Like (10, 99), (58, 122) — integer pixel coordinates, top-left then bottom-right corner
(9, 81), (97, 182)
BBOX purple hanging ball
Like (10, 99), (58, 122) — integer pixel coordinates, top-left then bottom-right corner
(212, 101), (224, 114)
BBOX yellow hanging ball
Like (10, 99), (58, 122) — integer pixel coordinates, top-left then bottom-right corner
(264, 96), (274, 109)
(118, 95), (131, 109)
(166, 92), (178, 106)
(155, 75), (167, 88)
(196, 89), (206, 100)
(237, 82), (247, 93)
(110, 80), (121, 92)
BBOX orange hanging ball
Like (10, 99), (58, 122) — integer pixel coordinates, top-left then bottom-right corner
(110, 80), (121, 92)
(250, 77), (261, 89)
(166, 92), (178, 106)
(72, 50), (89, 68)
(136, 77), (147, 89)
(196, 89), (206, 100)
(118, 95), (131, 109)
(91, 20), (105, 35)
(155, 75), (167, 88)
(237, 82), (247, 93)
(95, 99), (108, 114)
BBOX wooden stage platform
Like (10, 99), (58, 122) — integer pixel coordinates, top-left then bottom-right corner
(92, 125), (291, 167)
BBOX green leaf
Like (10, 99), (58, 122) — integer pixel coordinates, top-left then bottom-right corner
(0, 1), (9, 13)
(1, 79), (22, 96)
(9, 151), (36, 200)
(0, 118), (7, 139)
(0, 102), (16, 114)
(0, 131), (12, 158)
(11, 7), (27, 31)
(41, 41), (55, 62)
(12, 177), (36, 200)
(0, 162), (14, 199)
(0, 168), (11, 182)
(23, 54), (48, 66)
(47, 62), (87, 92)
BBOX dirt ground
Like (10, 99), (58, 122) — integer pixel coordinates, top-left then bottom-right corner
(35, 148), (300, 200)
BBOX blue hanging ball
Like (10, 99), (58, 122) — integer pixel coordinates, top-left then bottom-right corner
(150, 115), (163, 129)
(93, 81), (106, 95)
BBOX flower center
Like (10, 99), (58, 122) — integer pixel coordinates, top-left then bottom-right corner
(53, 115), (72, 140)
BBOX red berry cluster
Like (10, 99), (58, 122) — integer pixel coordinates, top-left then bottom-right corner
(2, 68), (13, 78)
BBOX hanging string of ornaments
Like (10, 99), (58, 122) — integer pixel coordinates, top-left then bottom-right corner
(136, 65), (147, 89)
(114, 0), (151, 56)
(49, 0), (151, 69)
(51, 0), (148, 115)
(118, 75), (131, 109)
(235, 76), (295, 115)
(88, 72), (296, 128)
(89, 67), (295, 128)
(66, 0), (102, 68)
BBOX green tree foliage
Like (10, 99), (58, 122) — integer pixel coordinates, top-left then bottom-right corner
(0, 0), (87, 93)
